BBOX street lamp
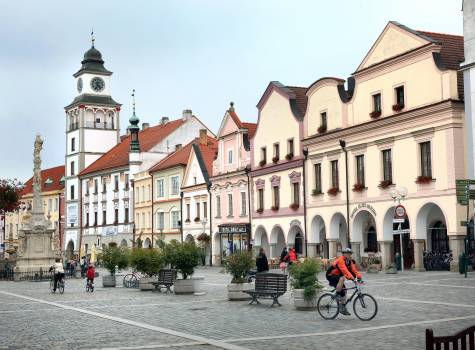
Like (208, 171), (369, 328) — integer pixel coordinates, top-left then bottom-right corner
(201, 217), (209, 265)
(339, 140), (350, 248)
(390, 187), (408, 203)
(389, 187), (408, 272)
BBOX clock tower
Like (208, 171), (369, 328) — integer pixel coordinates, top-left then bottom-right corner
(63, 38), (121, 253)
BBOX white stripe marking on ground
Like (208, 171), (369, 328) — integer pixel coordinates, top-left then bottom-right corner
(223, 314), (475, 343)
(375, 296), (475, 308)
(91, 341), (206, 350)
(85, 298), (227, 310)
(0, 290), (248, 350)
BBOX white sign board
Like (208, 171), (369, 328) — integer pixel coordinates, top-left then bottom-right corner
(67, 204), (78, 225)
(393, 218), (405, 223)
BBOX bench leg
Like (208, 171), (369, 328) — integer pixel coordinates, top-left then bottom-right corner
(166, 285), (171, 294)
(249, 295), (260, 305)
(271, 295), (282, 307)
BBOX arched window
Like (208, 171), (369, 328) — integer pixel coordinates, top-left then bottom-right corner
(430, 221), (448, 253)
(295, 232), (303, 255)
(367, 226), (377, 252)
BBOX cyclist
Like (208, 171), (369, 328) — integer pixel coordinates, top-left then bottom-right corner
(326, 248), (363, 315)
(49, 258), (65, 293)
(86, 263), (95, 289)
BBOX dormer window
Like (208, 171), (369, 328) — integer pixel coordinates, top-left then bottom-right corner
(260, 147), (267, 166)
(272, 143), (280, 163)
(228, 150), (233, 164)
(393, 86), (405, 112)
(318, 112), (327, 133)
(370, 93), (382, 119)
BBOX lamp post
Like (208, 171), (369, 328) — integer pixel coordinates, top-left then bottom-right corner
(201, 217), (209, 265)
(390, 187), (408, 272)
(339, 140), (350, 248)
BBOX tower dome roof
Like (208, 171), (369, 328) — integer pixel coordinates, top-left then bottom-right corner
(73, 45), (112, 77)
(83, 46), (103, 62)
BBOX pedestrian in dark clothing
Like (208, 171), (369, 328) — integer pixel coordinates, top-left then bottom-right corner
(280, 247), (288, 263)
(256, 248), (269, 272)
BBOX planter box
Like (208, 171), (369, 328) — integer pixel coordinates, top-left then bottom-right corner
(174, 278), (195, 294)
(227, 282), (253, 301)
(293, 289), (319, 310)
(367, 264), (381, 273)
(102, 275), (116, 287)
(193, 276), (206, 296)
(139, 276), (155, 291)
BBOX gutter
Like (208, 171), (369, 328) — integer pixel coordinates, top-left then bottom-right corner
(302, 149), (308, 257)
(245, 166), (252, 251)
(180, 191), (184, 243)
(208, 184), (212, 266)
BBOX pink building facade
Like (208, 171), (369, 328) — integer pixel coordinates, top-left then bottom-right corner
(210, 104), (256, 265)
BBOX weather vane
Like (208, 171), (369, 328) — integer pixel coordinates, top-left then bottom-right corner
(132, 89), (136, 114)
(91, 28), (95, 47)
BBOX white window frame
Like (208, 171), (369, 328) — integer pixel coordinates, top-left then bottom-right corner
(171, 209), (179, 229)
(157, 178), (165, 198)
(171, 176), (180, 196)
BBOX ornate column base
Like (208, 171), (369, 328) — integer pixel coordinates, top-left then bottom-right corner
(350, 242), (361, 265)
(449, 235), (466, 272)
(328, 239), (338, 259)
(412, 239), (426, 272)
(378, 241), (394, 269)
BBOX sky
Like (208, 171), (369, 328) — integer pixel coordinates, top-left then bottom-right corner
(0, 0), (463, 182)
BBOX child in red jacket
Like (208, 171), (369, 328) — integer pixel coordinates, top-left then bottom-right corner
(86, 264), (95, 286)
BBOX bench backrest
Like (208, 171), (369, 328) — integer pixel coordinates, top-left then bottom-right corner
(426, 326), (475, 350)
(255, 272), (287, 293)
(159, 269), (177, 283)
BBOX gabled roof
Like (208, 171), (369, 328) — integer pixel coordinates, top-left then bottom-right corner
(149, 140), (195, 173)
(184, 137), (218, 187)
(80, 119), (185, 176)
(21, 165), (65, 196)
(242, 122), (257, 138)
(216, 107), (257, 139)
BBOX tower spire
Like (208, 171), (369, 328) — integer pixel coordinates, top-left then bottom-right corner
(91, 28), (95, 48)
(132, 89), (136, 115)
(128, 89), (140, 152)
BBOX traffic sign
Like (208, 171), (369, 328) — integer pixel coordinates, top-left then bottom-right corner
(395, 204), (406, 218)
(393, 229), (410, 235)
(455, 179), (475, 205)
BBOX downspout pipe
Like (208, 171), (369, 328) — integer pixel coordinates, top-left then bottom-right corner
(339, 140), (351, 248)
(151, 173), (154, 247)
(302, 149), (309, 257)
(180, 191), (184, 243)
(245, 166), (252, 251)
(208, 184), (212, 266)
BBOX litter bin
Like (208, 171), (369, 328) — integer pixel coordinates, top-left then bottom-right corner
(395, 252), (402, 271)
(459, 252), (466, 274)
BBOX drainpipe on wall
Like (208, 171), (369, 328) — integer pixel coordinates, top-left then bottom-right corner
(78, 178), (83, 260)
(180, 191), (184, 243)
(151, 173), (154, 247)
(131, 179), (136, 248)
(302, 149), (309, 257)
(208, 184), (213, 266)
(339, 140), (351, 248)
(245, 166), (252, 251)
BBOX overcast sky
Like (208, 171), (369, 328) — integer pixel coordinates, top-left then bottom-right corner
(0, 0), (463, 182)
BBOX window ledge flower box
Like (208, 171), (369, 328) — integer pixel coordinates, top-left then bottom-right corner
(370, 110), (381, 119)
(289, 203), (299, 210)
(317, 125), (327, 134)
(271, 205), (279, 211)
(256, 208), (264, 214)
(378, 180), (393, 189)
(392, 103), (404, 112)
(194, 217), (201, 223)
(285, 153), (294, 160)
(259, 160), (266, 167)
(352, 184), (366, 192)
(311, 189), (323, 196)
(415, 176), (434, 184)
(327, 187), (339, 196)
(272, 157), (279, 164)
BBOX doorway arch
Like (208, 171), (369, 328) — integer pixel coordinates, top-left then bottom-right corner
(270, 225), (286, 259)
(66, 240), (74, 260)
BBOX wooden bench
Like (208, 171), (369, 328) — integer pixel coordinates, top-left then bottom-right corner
(243, 272), (287, 307)
(426, 325), (475, 350)
(152, 269), (177, 293)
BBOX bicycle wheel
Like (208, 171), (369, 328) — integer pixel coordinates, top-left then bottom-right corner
(353, 293), (377, 321)
(50, 279), (55, 293)
(59, 280), (65, 294)
(123, 274), (138, 288)
(317, 293), (340, 320)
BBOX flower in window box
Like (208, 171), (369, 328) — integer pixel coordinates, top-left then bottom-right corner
(259, 160), (266, 167)
(272, 156), (279, 164)
(271, 205), (279, 211)
(392, 103), (404, 112)
(311, 189), (322, 196)
(194, 217), (201, 222)
(370, 110), (381, 119)
(285, 153), (294, 160)
(327, 187), (339, 196)
(185, 219), (191, 223)
(197, 232), (210, 243)
(317, 125), (327, 134)
(378, 180), (393, 189)
(256, 208), (264, 214)
(415, 175), (433, 184)
(352, 183), (365, 192)
(289, 203), (299, 210)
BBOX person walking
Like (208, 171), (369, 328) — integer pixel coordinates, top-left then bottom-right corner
(256, 248), (269, 272)
(284, 247), (298, 265)
(279, 247), (288, 263)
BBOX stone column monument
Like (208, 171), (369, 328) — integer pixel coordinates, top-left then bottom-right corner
(15, 134), (58, 273)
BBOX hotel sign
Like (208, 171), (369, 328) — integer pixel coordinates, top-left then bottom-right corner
(218, 224), (249, 234)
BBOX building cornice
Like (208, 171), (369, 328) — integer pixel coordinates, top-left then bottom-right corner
(251, 158), (303, 177)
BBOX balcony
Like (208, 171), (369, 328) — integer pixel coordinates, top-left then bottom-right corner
(85, 121), (115, 130)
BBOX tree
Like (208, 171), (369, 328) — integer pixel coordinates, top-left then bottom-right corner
(0, 179), (23, 244)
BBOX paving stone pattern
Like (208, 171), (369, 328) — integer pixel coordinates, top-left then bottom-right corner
(0, 267), (474, 350)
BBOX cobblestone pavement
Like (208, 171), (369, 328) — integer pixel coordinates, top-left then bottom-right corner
(0, 268), (474, 349)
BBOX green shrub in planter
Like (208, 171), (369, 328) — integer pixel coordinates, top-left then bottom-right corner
(224, 251), (254, 283)
(288, 259), (323, 301)
(129, 248), (164, 277)
(99, 246), (129, 275)
(164, 240), (200, 279)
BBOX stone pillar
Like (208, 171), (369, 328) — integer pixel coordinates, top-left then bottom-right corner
(378, 241), (394, 269)
(350, 242), (361, 265)
(449, 235), (466, 272)
(412, 239), (426, 272)
(269, 243), (277, 259)
(328, 239), (338, 259)
(307, 243), (317, 258)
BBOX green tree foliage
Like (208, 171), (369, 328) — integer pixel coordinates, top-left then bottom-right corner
(224, 251), (254, 283)
(0, 179), (23, 214)
(129, 248), (164, 277)
(99, 246), (129, 275)
(288, 258), (323, 301)
(164, 240), (200, 279)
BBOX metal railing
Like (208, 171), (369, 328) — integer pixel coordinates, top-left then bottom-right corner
(426, 325), (475, 349)
(0, 267), (76, 281)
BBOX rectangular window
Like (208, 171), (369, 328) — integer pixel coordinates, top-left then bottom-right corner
(142, 213), (145, 228)
(203, 202), (208, 218)
(147, 212), (151, 228)
(356, 155), (365, 187)
(94, 179), (98, 194)
(261, 147), (266, 163)
(196, 202), (200, 220)
(420, 141), (432, 178)
(171, 211), (179, 229)
(157, 179), (164, 197)
(102, 209), (106, 225)
(114, 176), (119, 191)
(114, 208), (118, 224)
(241, 192), (247, 216)
(171, 176), (179, 196)
(70, 161), (75, 176)
(141, 187), (144, 202)
(102, 179), (106, 193)
(373, 93), (381, 112)
(395, 86), (405, 106)
(293, 183), (300, 206)
(85, 212), (89, 227)
(314, 163), (322, 193)
(321, 112), (327, 128)
(85, 182), (90, 195)
(228, 194), (233, 216)
(124, 207), (129, 223)
(125, 174), (129, 190)
(94, 211), (98, 227)
(273, 143), (280, 160)
(186, 204), (190, 221)
(136, 214), (139, 228)
(382, 149), (392, 183)
(71, 137), (75, 152)
(228, 150), (233, 164)
(331, 160), (339, 189)
(48, 199), (52, 211)
(157, 212), (164, 230)
(70, 185), (75, 200)
(287, 138), (294, 157)
(272, 186), (280, 208)
(216, 196), (221, 217)
(54, 198), (58, 211)
(258, 189), (264, 210)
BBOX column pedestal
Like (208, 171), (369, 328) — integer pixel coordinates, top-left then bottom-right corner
(449, 235), (466, 272)
(412, 239), (426, 272)
(350, 242), (361, 265)
(328, 239), (338, 259)
(378, 241), (394, 269)
(307, 243), (317, 258)
(269, 243), (277, 259)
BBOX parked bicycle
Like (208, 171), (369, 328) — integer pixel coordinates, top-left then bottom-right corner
(50, 275), (65, 294)
(423, 251), (452, 271)
(123, 270), (141, 288)
(317, 280), (377, 321)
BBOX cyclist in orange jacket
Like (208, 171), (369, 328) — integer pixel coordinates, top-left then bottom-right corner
(326, 247), (363, 315)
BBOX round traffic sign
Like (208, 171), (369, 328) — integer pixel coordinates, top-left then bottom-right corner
(395, 204), (406, 218)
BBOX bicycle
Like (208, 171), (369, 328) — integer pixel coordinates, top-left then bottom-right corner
(86, 279), (94, 293)
(50, 274), (65, 294)
(317, 280), (377, 321)
(123, 270), (141, 288)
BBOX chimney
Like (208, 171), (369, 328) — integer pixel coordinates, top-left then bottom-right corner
(175, 144), (182, 151)
(182, 109), (192, 121)
(199, 129), (208, 145)
(142, 122), (150, 130)
(161, 117), (169, 125)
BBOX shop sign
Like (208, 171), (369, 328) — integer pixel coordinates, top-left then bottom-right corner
(218, 225), (248, 234)
(350, 203), (377, 218)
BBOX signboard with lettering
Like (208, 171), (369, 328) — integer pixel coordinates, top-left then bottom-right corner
(455, 179), (475, 205)
(218, 224), (249, 234)
(350, 203), (377, 218)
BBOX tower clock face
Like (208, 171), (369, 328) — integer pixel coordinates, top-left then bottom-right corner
(77, 78), (83, 93)
(90, 77), (105, 92)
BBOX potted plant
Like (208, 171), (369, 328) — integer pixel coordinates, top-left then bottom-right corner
(288, 259), (323, 310)
(272, 156), (279, 163)
(379, 180), (393, 189)
(370, 110), (381, 119)
(367, 256), (382, 273)
(271, 205), (279, 211)
(194, 217), (201, 223)
(327, 187), (339, 196)
(256, 208), (264, 214)
(164, 240), (201, 294)
(317, 125), (327, 134)
(129, 248), (164, 290)
(352, 183), (365, 192)
(392, 103), (404, 112)
(416, 175), (433, 184)
(289, 203), (299, 210)
(224, 251), (254, 300)
(285, 153), (294, 160)
(259, 159), (266, 167)
(312, 189), (322, 196)
(99, 246), (129, 287)
(385, 262), (397, 274)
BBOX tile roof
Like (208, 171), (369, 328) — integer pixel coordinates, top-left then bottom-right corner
(287, 86), (308, 118)
(195, 137), (218, 176)
(80, 119), (185, 176)
(242, 122), (257, 138)
(21, 165), (65, 195)
(149, 140), (195, 173)
(228, 111), (243, 128)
